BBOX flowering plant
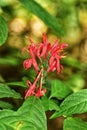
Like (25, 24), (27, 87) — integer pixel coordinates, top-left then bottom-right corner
(23, 33), (68, 99)
(0, 0), (87, 129)
(0, 33), (87, 130)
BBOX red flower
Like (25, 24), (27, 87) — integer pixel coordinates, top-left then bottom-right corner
(23, 39), (39, 73)
(24, 68), (46, 99)
(23, 58), (39, 73)
(50, 39), (68, 56)
(47, 55), (62, 74)
(35, 88), (46, 97)
(47, 38), (68, 74)
(23, 58), (32, 70)
(24, 80), (36, 99)
(35, 33), (51, 60)
(23, 33), (68, 99)
(23, 33), (51, 72)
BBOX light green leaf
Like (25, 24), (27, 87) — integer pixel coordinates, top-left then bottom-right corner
(0, 101), (13, 109)
(50, 80), (72, 99)
(7, 81), (27, 88)
(0, 109), (17, 123)
(41, 96), (59, 111)
(0, 0), (15, 6)
(51, 89), (87, 118)
(19, 0), (64, 36)
(18, 96), (47, 130)
(0, 110), (24, 128)
(0, 16), (8, 46)
(0, 83), (22, 99)
(0, 123), (14, 130)
(0, 96), (47, 130)
(63, 117), (87, 130)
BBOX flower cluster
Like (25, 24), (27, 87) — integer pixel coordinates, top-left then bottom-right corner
(23, 33), (68, 99)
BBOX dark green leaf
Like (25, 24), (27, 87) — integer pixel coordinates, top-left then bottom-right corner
(51, 89), (87, 118)
(19, 0), (64, 36)
(0, 16), (8, 46)
(0, 83), (22, 99)
(63, 117), (87, 130)
(50, 80), (72, 99)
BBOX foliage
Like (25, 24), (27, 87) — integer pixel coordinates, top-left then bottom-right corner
(63, 117), (87, 130)
(0, 0), (87, 130)
(0, 16), (8, 46)
(0, 96), (47, 130)
(19, 0), (64, 36)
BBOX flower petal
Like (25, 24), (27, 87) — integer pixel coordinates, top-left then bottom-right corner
(32, 58), (39, 73)
(23, 59), (32, 70)
(35, 88), (46, 97)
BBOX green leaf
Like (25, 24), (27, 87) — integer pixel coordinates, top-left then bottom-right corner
(0, 101), (13, 109)
(41, 96), (59, 111)
(65, 73), (85, 92)
(18, 96), (47, 130)
(0, 16), (8, 46)
(0, 83), (22, 99)
(50, 80), (72, 99)
(0, 0), (15, 7)
(62, 57), (83, 69)
(0, 123), (14, 130)
(0, 109), (17, 124)
(0, 57), (19, 66)
(51, 89), (87, 118)
(6, 81), (27, 88)
(63, 117), (87, 130)
(0, 96), (47, 130)
(19, 0), (64, 36)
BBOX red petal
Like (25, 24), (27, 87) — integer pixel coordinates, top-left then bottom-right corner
(42, 33), (47, 45)
(50, 39), (60, 53)
(56, 58), (61, 74)
(23, 59), (32, 70)
(36, 88), (46, 97)
(32, 58), (39, 73)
